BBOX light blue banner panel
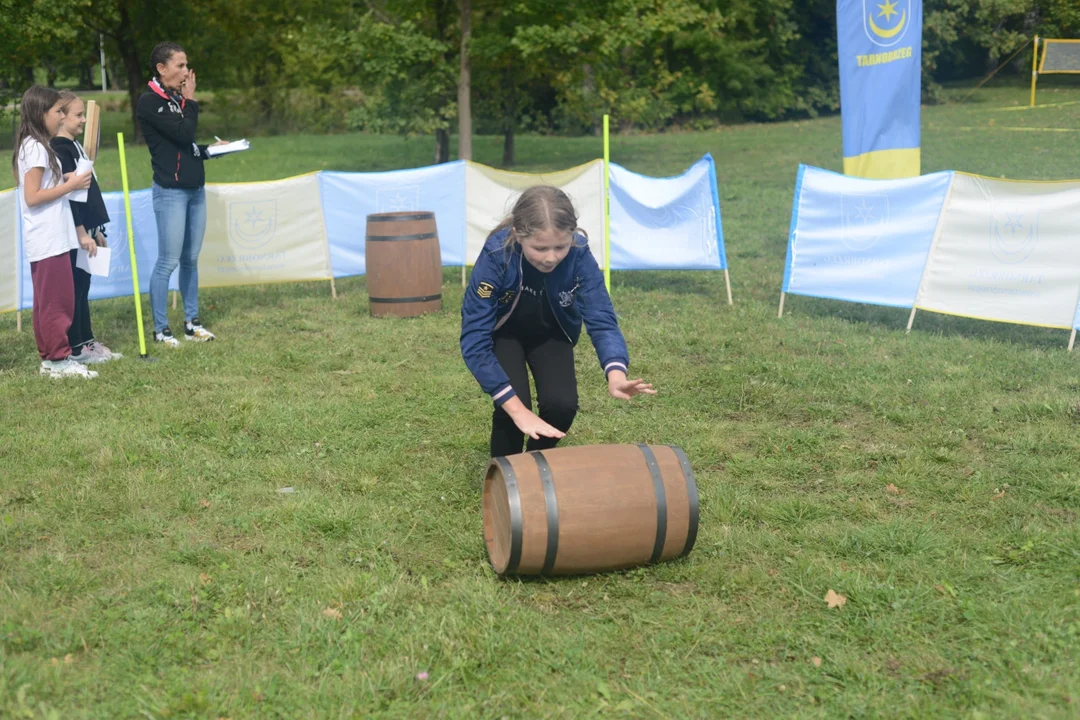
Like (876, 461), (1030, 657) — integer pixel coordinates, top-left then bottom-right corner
(19, 188), (172, 309)
(782, 164), (953, 308)
(837, 0), (923, 177)
(608, 154), (726, 271)
(320, 161), (467, 278)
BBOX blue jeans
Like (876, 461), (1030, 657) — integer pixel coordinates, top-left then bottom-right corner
(150, 184), (206, 333)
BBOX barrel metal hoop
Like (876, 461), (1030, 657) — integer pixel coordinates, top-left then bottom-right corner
(369, 294), (442, 304)
(365, 232), (439, 242)
(638, 444), (667, 564)
(493, 457), (524, 575)
(668, 445), (699, 557)
(366, 212), (435, 222)
(531, 451), (560, 575)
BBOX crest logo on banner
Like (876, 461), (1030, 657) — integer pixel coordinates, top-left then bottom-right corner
(841, 193), (889, 250)
(377, 186), (420, 213)
(229, 201), (277, 249)
(863, 0), (911, 47)
(989, 205), (1039, 265)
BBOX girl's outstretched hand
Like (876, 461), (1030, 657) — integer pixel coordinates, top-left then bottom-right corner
(501, 396), (566, 441)
(608, 370), (656, 400)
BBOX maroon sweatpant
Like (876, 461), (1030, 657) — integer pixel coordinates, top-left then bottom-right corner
(29, 252), (75, 361)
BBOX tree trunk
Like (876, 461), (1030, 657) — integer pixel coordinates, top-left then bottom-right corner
(79, 62), (93, 89)
(457, 0), (472, 161)
(502, 68), (516, 167)
(435, 128), (450, 164)
(116, 4), (144, 141)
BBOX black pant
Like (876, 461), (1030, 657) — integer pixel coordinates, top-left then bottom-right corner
(68, 249), (94, 352)
(490, 333), (579, 458)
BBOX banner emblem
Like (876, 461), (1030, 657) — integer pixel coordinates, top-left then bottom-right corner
(229, 201), (277, 249)
(863, 0), (910, 47)
(990, 206), (1039, 265)
(841, 193), (889, 251)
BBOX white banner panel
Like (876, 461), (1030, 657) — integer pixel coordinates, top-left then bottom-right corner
(0, 190), (18, 313)
(915, 173), (1080, 329)
(201, 174), (331, 288)
(464, 161), (604, 268)
(608, 155), (726, 270)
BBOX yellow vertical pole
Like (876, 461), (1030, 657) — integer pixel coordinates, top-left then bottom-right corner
(603, 114), (611, 292)
(1030, 35), (1039, 108)
(118, 133), (149, 358)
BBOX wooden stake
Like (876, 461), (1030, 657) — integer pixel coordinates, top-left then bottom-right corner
(17, 309), (22, 332)
(172, 291), (177, 309)
(461, 264), (466, 288)
(777, 292), (786, 318)
(83, 101), (101, 161)
(723, 269), (733, 305)
(1069, 328), (1076, 352)
(906, 307), (917, 333)
(330, 277), (338, 299)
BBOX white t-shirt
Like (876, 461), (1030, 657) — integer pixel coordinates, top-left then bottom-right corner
(17, 137), (79, 263)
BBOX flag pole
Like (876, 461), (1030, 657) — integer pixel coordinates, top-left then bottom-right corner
(603, 114), (611, 292)
(118, 133), (151, 359)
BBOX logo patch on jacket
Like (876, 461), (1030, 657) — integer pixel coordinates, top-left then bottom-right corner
(476, 282), (495, 299)
(498, 290), (515, 304)
(558, 283), (580, 308)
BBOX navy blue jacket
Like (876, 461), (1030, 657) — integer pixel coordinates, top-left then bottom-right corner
(461, 229), (630, 407)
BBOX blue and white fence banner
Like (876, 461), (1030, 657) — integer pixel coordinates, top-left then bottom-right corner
(609, 153), (727, 271)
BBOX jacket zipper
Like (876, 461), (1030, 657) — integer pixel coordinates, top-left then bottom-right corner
(543, 272), (573, 343)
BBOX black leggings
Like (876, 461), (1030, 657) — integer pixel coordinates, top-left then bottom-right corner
(68, 249), (94, 352)
(490, 333), (578, 458)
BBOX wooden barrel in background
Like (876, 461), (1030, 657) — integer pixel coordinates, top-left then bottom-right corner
(365, 212), (443, 317)
(483, 444), (699, 576)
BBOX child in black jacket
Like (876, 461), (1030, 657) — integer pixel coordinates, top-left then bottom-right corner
(50, 90), (121, 362)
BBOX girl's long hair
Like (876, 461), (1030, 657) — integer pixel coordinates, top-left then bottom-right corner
(488, 185), (586, 251)
(11, 85), (62, 184)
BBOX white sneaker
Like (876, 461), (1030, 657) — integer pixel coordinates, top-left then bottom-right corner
(87, 341), (123, 361)
(154, 328), (180, 347)
(40, 357), (98, 379)
(184, 317), (216, 342)
(70, 346), (108, 364)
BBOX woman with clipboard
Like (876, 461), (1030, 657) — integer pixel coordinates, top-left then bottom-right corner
(137, 41), (230, 346)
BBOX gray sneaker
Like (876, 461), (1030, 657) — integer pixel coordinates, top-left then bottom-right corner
(40, 357), (98, 379)
(70, 346), (108, 364)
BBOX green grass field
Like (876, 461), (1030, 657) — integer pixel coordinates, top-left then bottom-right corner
(2, 84), (1080, 718)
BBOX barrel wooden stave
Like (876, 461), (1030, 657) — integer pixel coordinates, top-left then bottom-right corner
(365, 211), (443, 318)
(482, 444), (699, 576)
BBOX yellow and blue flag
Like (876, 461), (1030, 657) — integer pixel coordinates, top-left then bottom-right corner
(838, 0), (922, 178)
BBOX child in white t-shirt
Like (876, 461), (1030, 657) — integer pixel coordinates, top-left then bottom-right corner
(12, 85), (94, 378)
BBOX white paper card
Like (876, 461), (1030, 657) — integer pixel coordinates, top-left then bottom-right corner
(70, 157), (94, 202)
(75, 245), (111, 277)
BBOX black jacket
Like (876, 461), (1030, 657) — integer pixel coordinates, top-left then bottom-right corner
(49, 137), (110, 231)
(136, 80), (210, 189)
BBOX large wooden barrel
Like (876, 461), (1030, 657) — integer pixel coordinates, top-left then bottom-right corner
(365, 211), (443, 317)
(483, 444), (699, 576)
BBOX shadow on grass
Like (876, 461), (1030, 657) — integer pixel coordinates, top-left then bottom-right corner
(786, 294), (1072, 350)
(613, 270), (729, 298)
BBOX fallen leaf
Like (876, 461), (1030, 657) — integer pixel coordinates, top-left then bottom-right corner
(824, 589), (847, 609)
(199, 499), (211, 509)
(812, 656), (822, 667)
(767, 568), (779, 576)
(992, 488), (1006, 500)
(322, 607), (343, 621)
(199, 573), (213, 585)
(885, 483), (902, 495)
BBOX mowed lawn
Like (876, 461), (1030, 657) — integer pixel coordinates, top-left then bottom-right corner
(1, 84), (1079, 718)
